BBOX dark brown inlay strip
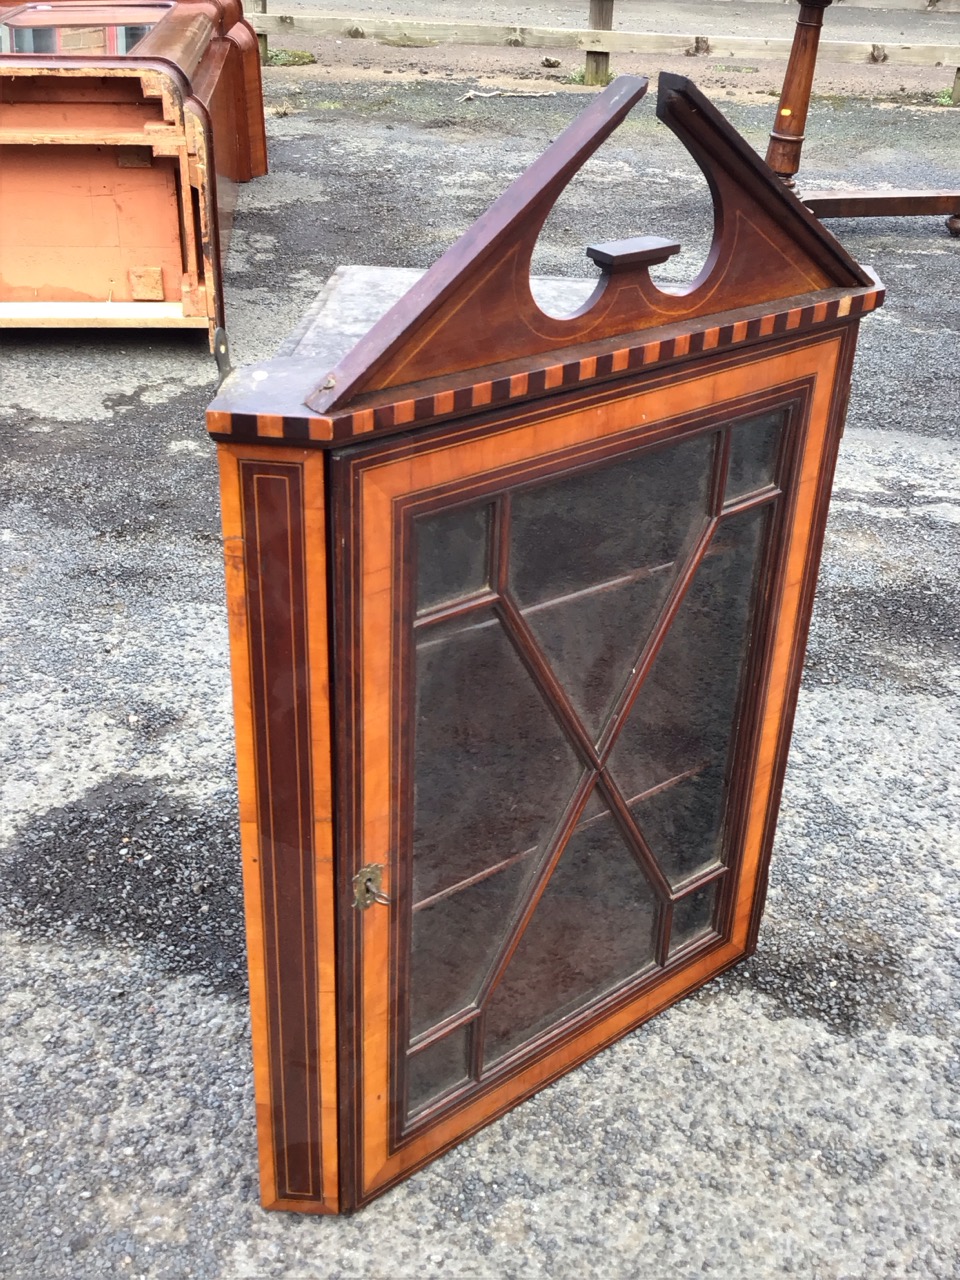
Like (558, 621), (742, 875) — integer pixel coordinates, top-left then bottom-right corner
(240, 460), (322, 1201)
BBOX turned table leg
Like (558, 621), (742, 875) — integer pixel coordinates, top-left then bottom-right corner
(765, 0), (833, 188)
(768, 0), (960, 235)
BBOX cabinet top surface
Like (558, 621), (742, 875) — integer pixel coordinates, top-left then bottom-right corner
(0, 0), (245, 74)
(2, 2), (170, 26)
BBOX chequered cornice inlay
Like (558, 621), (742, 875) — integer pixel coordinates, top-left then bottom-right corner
(206, 285), (883, 446)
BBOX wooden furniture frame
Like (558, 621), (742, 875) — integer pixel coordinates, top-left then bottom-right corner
(0, 0), (267, 345)
(766, 0), (960, 237)
(207, 74), (884, 1214)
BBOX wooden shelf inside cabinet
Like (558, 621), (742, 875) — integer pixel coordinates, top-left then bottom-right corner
(0, 126), (183, 144)
(206, 73), (884, 1214)
(0, 0), (268, 346)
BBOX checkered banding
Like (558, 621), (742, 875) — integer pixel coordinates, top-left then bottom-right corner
(207, 285), (883, 445)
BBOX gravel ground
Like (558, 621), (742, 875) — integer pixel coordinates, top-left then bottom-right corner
(263, 0), (960, 102)
(1, 63), (959, 1280)
(276, 0), (960, 47)
(271, 34), (959, 103)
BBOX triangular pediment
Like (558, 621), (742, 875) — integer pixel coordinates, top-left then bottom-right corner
(305, 73), (871, 416)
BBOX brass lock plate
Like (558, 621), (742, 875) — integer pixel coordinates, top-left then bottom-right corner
(352, 863), (389, 910)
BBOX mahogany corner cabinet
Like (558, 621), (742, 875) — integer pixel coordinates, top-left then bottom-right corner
(0, 0), (267, 346)
(206, 74), (884, 1214)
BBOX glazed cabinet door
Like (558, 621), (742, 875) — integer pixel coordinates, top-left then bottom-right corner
(333, 336), (850, 1207)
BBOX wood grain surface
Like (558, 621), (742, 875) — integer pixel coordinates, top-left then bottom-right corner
(217, 445), (339, 1213)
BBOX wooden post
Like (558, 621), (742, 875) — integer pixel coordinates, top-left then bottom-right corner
(585, 0), (614, 86)
(257, 31), (268, 61)
(765, 0), (833, 187)
(952, 66), (960, 107)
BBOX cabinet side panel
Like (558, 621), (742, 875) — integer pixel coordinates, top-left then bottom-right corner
(217, 445), (338, 1213)
(740, 323), (861, 953)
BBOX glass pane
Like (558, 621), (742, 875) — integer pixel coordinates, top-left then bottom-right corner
(412, 608), (582, 904)
(416, 503), (490, 612)
(118, 24), (151, 50)
(629, 764), (726, 887)
(407, 1027), (470, 1117)
(409, 857), (534, 1036)
(725, 410), (785, 501)
(607, 506), (770, 883)
(5, 7), (165, 53)
(580, 781), (605, 824)
(482, 804), (659, 1066)
(13, 26), (49, 51)
(508, 434), (714, 740)
(670, 881), (720, 954)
